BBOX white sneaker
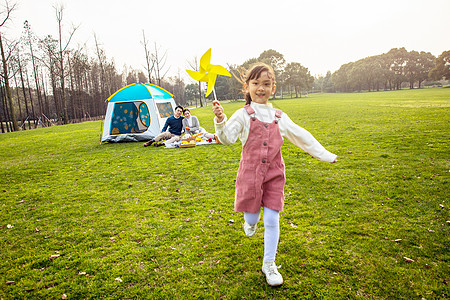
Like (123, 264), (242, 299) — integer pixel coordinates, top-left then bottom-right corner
(243, 222), (257, 237)
(262, 261), (283, 286)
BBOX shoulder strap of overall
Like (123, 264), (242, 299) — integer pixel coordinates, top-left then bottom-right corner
(275, 109), (282, 118)
(244, 104), (255, 115)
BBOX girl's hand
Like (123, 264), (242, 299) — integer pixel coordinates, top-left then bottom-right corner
(212, 100), (225, 123)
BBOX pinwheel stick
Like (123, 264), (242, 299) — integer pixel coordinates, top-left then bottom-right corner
(212, 87), (217, 101)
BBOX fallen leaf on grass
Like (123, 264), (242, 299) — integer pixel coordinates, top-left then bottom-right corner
(7, 224), (13, 229)
(393, 239), (402, 242)
(215, 259), (221, 265)
(115, 277), (123, 282)
(229, 219), (234, 223)
(44, 235), (53, 239)
(62, 294), (67, 299)
(403, 257), (414, 263)
(5, 281), (15, 285)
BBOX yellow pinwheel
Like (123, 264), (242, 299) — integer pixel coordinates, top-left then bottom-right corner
(186, 48), (231, 98)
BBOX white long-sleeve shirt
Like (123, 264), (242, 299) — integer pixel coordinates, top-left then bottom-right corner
(214, 102), (337, 163)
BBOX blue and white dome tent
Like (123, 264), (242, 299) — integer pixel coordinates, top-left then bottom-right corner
(101, 83), (177, 143)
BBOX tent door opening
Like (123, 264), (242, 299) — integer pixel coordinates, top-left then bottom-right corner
(110, 101), (150, 135)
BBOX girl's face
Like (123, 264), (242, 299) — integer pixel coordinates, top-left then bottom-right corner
(184, 110), (191, 118)
(245, 71), (276, 104)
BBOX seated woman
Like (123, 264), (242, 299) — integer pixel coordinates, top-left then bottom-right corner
(182, 108), (201, 135)
(182, 108), (214, 139)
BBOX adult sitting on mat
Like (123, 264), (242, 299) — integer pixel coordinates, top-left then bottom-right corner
(143, 105), (184, 147)
(182, 108), (201, 135)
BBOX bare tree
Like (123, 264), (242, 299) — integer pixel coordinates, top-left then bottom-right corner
(39, 35), (60, 122)
(0, 0), (18, 130)
(153, 42), (169, 87)
(94, 33), (110, 98)
(187, 56), (204, 107)
(141, 30), (154, 84)
(54, 3), (78, 124)
(23, 21), (46, 123)
(15, 48), (33, 129)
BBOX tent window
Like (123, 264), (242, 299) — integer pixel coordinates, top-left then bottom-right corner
(110, 101), (148, 135)
(156, 102), (174, 118)
(139, 102), (150, 127)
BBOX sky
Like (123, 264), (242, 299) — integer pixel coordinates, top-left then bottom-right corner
(4, 0), (450, 83)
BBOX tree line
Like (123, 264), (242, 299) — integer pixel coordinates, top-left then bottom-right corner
(1, 1), (448, 133)
(328, 48), (449, 93)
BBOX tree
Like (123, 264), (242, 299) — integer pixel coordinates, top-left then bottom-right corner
(54, 3), (78, 124)
(184, 83), (199, 105)
(332, 62), (353, 92)
(23, 21), (46, 123)
(141, 30), (154, 84)
(284, 62), (314, 97)
(126, 69), (137, 85)
(152, 42), (169, 87)
(404, 50), (435, 88)
(94, 33), (111, 100)
(322, 71), (334, 93)
(40, 35), (60, 122)
(226, 64), (242, 100)
(429, 50), (450, 80)
(137, 71), (147, 83)
(258, 49), (285, 78)
(187, 56), (204, 107)
(0, 0), (18, 131)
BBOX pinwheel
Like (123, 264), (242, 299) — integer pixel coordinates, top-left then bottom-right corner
(186, 48), (231, 99)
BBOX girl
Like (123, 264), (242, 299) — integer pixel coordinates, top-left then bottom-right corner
(212, 63), (337, 286)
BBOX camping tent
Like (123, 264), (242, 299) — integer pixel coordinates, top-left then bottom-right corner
(101, 83), (177, 142)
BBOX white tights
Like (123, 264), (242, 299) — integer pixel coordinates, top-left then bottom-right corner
(244, 207), (280, 262)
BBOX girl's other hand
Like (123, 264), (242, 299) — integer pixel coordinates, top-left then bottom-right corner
(212, 100), (225, 123)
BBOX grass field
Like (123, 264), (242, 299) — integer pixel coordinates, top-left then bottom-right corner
(1, 88), (449, 299)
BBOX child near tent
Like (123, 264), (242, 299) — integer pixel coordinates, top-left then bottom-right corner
(212, 63), (337, 286)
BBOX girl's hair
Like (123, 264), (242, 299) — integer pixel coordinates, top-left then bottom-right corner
(183, 108), (190, 114)
(235, 63), (276, 105)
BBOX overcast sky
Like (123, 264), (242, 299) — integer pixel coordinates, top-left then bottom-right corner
(5, 0), (450, 82)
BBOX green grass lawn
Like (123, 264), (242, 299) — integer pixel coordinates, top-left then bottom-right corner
(1, 88), (449, 299)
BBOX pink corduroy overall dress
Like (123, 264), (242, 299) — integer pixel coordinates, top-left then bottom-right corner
(234, 105), (286, 213)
